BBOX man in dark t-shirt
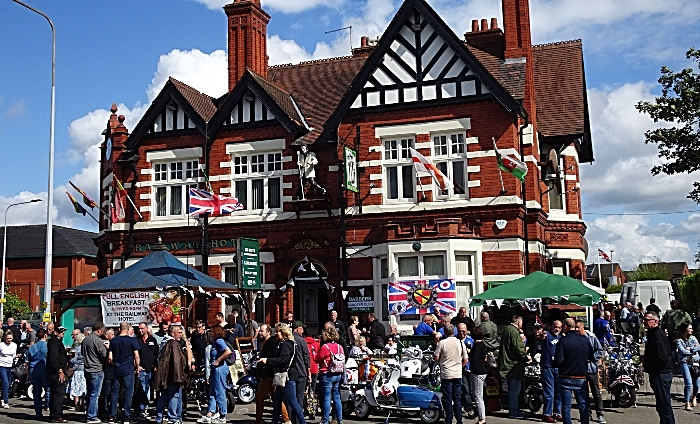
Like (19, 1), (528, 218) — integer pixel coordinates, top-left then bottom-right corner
(108, 322), (140, 422)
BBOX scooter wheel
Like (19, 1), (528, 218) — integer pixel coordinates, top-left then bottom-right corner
(354, 398), (371, 419)
(420, 409), (441, 423)
(226, 390), (236, 412)
(342, 401), (354, 417)
(526, 393), (543, 413)
(237, 383), (256, 404)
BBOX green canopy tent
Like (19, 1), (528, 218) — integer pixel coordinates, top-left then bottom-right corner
(469, 271), (602, 307)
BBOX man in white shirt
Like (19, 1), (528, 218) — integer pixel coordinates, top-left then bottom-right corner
(434, 323), (468, 424)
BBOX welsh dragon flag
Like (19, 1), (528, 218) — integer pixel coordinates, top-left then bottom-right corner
(495, 145), (528, 182)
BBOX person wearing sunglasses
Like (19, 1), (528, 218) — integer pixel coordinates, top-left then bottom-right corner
(643, 311), (675, 424)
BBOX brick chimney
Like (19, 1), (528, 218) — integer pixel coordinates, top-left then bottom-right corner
(224, 0), (271, 90)
(502, 0), (532, 60)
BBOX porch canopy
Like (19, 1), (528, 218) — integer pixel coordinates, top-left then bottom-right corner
(469, 271), (602, 307)
(56, 248), (238, 296)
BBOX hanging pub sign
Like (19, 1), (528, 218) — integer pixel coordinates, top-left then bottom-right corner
(101, 290), (183, 327)
(344, 147), (359, 193)
(238, 238), (261, 289)
(388, 279), (457, 315)
(347, 292), (374, 313)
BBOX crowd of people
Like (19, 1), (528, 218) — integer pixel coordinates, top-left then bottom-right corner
(0, 299), (695, 424)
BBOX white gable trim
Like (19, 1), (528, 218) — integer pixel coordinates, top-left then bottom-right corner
(146, 147), (202, 163)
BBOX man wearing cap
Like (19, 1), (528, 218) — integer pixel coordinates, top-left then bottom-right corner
(291, 321), (311, 423)
(47, 326), (69, 423)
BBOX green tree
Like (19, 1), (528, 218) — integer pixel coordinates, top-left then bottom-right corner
(678, 272), (700, 313)
(627, 263), (672, 282)
(636, 48), (700, 201)
(2, 289), (30, 322)
(605, 285), (622, 294)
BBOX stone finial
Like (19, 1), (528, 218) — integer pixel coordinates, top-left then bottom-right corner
(110, 103), (118, 114)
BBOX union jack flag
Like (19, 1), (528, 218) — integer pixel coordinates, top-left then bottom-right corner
(598, 248), (611, 263)
(188, 188), (244, 217)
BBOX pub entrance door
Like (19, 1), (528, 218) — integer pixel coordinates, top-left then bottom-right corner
(295, 281), (325, 336)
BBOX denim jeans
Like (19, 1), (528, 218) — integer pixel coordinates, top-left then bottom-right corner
(285, 378), (306, 424)
(0, 366), (12, 404)
(319, 372), (342, 424)
(506, 374), (523, 416)
(110, 372), (135, 420)
(138, 370), (152, 412)
(461, 372), (473, 412)
(29, 374), (50, 417)
(648, 373), (675, 424)
(273, 379), (307, 424)
(560, 377), (588, 424)
(208, 365), (230, 416)
(156, 383), (182, 423)
(680, 361), (700, 403)
(542, 367), (561, 416)
(85, 371), (104, 421)
(442, 378), (463, 424)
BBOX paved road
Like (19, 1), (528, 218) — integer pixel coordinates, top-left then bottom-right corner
(1, 380), (698, 424)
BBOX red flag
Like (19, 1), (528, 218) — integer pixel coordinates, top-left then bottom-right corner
(111, 182), (125, 222)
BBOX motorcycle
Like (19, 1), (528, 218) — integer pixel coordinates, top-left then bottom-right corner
(398, 347), (440, 388)
(354, 359), (442, 423)
(186, 365), (236, 413)
(236, 350), (259, 404)
(524, 354), (543, 413)
(604, 340), (641, 408)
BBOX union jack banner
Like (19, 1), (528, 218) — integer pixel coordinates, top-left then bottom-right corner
(388, 279), (457, 315)
(188, 188), (244, 217)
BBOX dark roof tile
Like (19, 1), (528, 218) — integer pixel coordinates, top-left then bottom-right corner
(0, 225), (97, 259)
(170, 77), (218, 122)
(248, 71), (304, 126)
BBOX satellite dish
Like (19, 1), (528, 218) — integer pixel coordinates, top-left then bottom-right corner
(543, 149), (562, 195)
(582, 237), (589, 261)
(548, 150), (559, 173)
(495, 219), (507, 230)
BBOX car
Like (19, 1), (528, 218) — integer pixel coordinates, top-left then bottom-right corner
(18, 312), (43, 326)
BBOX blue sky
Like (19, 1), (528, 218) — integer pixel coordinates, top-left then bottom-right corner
(1, 0), (699, 269)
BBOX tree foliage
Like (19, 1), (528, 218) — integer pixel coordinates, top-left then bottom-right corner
(636, 48), (700, 202)
(628, 263), (672, 282)
(678, 272), (700, 314)
(605, 284), (622, 294)
(2, 284), (30, 321)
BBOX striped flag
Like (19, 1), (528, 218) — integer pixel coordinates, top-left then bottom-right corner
(66, 192), (87, 216)
(409, 147), (454, 191)
(69, 181), (97, 209)
(598, 248), (611, 263)
(495, 145), (528, 182)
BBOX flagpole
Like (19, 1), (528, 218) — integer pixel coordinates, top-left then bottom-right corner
(493, 138), (506, 195)
(597, 245), (602, 287)
(84, 209), (100, 224)
(413, 166), (427, 202)
(610, 250), (615, 285)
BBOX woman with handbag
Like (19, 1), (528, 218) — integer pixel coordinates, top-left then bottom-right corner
(675, 323), (700, 410)
(258, 323), (307, 424)
(0, 330), (17, 408)
(314, 326), (344, 424)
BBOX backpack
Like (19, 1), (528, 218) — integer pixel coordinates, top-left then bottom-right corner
(325, 342), (345, 373)
(221, 338), (236, 366)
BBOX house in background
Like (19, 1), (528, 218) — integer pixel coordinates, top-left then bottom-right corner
(637, 261), (690, 284)
(0, 225), (98, 312)
(586, 262), (625, 288)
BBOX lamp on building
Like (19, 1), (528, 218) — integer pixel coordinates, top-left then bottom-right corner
(11, 0), (56, 318)
(1, 199), (42, 322)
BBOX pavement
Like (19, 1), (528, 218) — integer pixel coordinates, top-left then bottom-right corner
(0, 379), (699, 424)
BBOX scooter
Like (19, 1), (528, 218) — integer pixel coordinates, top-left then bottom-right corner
(524, 354), (543, 413)
(186, 365), (236, 413)
(354, 359), (442, 423)
(399, 346), (440, 388)
(236, 350), (259, 404)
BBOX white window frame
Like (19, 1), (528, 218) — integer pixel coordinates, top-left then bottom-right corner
(230, 151), (284, 213)
(454, 253), (476, 304)
(383, 137), (416, 203)
(396, 253), (447, 280)
(152, 159), (199, 219)
(431, 132), (468, 199)
(552, 260), (569, 276)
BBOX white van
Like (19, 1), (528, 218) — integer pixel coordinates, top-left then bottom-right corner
(620, 280), (674, 314)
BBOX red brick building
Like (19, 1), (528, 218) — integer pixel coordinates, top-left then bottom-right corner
(0, 225), (98, 312)
(95, 0), (592, 332)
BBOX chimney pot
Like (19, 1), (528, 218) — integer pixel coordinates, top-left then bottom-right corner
(491, 18), (498, 30)
(471, 20), (479, 32)
(480, 18), (488, 32)
(361, 36), (368, 47)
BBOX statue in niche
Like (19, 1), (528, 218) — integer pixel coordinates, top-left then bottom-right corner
(296, 145), (326, 199)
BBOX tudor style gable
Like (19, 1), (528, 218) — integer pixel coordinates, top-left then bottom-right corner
(328, 0), (523, 125)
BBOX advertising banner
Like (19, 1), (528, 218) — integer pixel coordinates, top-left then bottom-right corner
(101, 290), (183, 327)
(388, 279), (457, 315)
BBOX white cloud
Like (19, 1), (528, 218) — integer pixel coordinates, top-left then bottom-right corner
(193, 0), (344, 14)
(586, 214), (695, 270)
(147, 49), (228, 101)
(4, 98), (26, 118)
(581, 82), (700, 211)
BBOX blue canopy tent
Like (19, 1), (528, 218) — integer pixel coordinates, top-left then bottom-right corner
(54, 245), (240, 343)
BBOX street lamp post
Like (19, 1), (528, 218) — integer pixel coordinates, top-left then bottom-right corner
(1, 199), (42, 323)
(11, 0), (56, 318)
